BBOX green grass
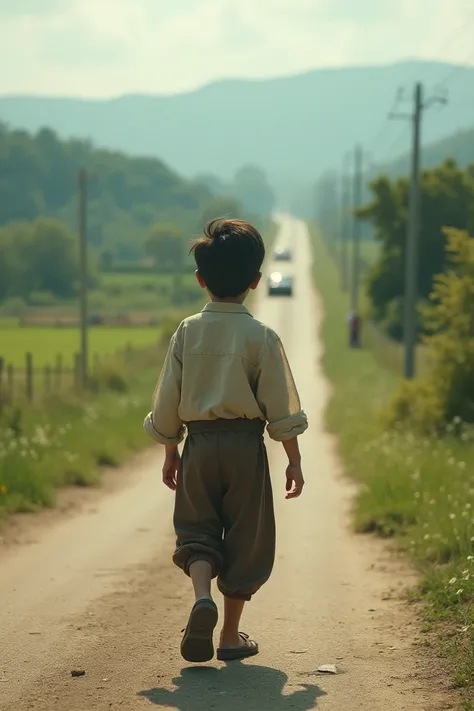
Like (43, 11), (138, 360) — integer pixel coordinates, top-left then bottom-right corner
(101, 271), (197, 289)
(364, 320), (429, 377)
(0, 336), (170, 521)
(0, 377), (153, 517)
(310, 224), (474, 707)
(0, 326), (161, 368)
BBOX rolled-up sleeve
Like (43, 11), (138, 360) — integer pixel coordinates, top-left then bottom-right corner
(143, 334), (186, 446)
(255, 336), (308, 441)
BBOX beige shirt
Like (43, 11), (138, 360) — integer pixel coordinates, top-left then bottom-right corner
(144, 302), (308, 445)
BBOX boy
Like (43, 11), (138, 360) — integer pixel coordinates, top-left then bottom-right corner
(144, 218), (308, 664)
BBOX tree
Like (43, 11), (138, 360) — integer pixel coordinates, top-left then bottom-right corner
(145, 223), (187, 272)
(29, 219), (83, 297)
(233, 165), (275, 217)
(199, 197), (243, 228)
(358, 160), (474, 338)
(0, 123), (218, 272)
(388, 229), (474, 431)
(0, 218), (89, 301)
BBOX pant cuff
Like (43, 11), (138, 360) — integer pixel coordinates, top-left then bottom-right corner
(217, 581), (253, 601)
(183, 553), (219, 579)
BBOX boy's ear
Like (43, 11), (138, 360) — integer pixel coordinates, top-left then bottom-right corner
(249, 272), (262, 291)
(196, 270), (207, 289)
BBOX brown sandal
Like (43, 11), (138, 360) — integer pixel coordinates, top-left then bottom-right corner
(180, 598), (218, 663)
(217, 633), (259, 661)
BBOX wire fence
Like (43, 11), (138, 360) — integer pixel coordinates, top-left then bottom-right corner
(0, 340), (163, 406)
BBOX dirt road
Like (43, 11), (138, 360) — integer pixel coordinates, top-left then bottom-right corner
(0, 217), (450, 710)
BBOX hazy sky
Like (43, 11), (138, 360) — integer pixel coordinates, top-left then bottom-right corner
(1, 0), (473, 97)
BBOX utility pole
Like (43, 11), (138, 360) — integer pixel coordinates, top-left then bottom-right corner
(350, 144), (363, 314)
(404, 83), (422, 380)
(78, 168), (88, 388)
(340, 152), (352, 292)
(389, 82), (447, 379)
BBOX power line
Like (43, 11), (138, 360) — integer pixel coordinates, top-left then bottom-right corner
(429, 6), (474, 64)
(384, 124), (411, 160)
(435, 48), (474, 92)
(369, 6), (474, 164)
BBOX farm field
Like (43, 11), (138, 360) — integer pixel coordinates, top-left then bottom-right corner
(0, 324), (161, 368)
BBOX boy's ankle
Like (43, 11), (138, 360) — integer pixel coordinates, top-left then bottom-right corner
(219, 630), (242, 648)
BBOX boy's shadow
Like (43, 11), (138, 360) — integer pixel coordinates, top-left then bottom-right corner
(139, 662), (327, 711)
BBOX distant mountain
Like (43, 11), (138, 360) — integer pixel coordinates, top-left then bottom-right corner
(375, 126), (474, 179)
(0, 60), (473, 188)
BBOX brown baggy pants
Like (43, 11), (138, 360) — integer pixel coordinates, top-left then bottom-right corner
(172, 419), (276, 601)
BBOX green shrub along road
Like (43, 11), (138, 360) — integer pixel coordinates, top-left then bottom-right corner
(310, 225), (474, 708)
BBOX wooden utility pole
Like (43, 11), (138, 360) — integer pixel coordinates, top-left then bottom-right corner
(404, 83), (423, 380)
(350, 145), (363, 314)
(78, 169), (88, 388)
(340, 152), (352, 292)
(389, 82), (446, 378)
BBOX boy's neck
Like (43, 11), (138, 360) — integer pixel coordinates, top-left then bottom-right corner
(209, 289), (249, 305)
(210, 297), (246, 305)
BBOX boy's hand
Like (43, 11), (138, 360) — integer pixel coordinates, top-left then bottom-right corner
(162, 449), (180, 491)
(285, 463), (304, 499)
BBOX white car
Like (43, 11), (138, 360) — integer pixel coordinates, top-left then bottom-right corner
(268, 272), (293, 296)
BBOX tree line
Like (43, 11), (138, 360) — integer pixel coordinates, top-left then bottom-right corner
(358, 159), (474, 340)
(0, 123), (275, 304)
(316, 156), (474, 430)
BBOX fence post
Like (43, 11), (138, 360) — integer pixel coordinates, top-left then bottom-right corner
(0, 357), (4, 403)
(26, 352), (33, 403)
(44, 365), (52, 395)
(74, 352), (81, 391)
(54, 354), (62, 392)
(7, 364), (14, 404)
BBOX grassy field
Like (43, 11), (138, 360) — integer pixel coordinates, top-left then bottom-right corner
(0, 269), (204, 369)
(0, 324), (161, 368)
(310, 225), (474, 707)
(0, 357), (158, 518)
(0, 327), (174, 520)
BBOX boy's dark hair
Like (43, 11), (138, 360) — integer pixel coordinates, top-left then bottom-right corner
(190, 218), (265, 298)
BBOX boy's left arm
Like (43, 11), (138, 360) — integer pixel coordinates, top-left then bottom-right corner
(144, 334), (186, 447)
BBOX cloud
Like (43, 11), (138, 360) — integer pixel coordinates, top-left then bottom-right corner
(0, 0), (472, 97)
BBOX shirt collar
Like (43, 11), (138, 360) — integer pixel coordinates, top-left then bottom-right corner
(202, 302), (252, 316)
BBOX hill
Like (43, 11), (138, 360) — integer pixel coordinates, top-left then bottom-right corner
(1, 60), (473, 188)
(375, 126), (474, 179)
(0, 123), (236, 263)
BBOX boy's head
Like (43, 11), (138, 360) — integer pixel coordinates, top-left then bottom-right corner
(191, 218), (265, 300)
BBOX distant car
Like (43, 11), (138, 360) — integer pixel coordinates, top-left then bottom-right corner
(273, 248), (292, 261)
(268, 272), (293, 297)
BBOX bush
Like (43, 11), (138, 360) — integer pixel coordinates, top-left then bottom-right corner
(160, 314), (182, 344)
(28, 291), (58, 307)
(88, 360), (128, 393)
(1, 297), (27, 316)
(387, 228), (474, 432)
